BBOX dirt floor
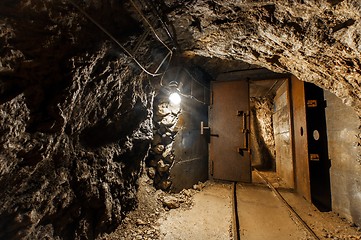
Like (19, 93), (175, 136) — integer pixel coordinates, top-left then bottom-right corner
(236, 183), (313, 239)
(159, 182), (232, 240)
(102, 171), (361, 240)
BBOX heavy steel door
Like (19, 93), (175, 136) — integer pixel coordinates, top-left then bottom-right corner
(304, 82), (332, 211)
(209, 80), (251, 182)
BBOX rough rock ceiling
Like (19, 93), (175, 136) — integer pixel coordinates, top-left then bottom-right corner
(165, 0), (361, 116)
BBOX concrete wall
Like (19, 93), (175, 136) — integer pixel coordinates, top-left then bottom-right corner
(325, 91), (361, 226)
(273, 80), (295, 188)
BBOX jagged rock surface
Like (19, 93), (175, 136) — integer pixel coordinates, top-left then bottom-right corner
(250, 96), (276, 169)
(145, 93), (180, 191)
(0, 1), (153, 239)
(168, 0), (361, 116)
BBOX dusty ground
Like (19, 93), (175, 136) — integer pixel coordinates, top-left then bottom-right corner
(236, 183), (313, 239)
(102, 171), (361, 240)
(256, 170), (361, 240)
(158, 182), (232, 240)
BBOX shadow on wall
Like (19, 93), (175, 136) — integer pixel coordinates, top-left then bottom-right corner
(80, 99), (148, 149)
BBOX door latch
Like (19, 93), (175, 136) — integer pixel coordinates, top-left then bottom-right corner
(201, 121), (219, 137)
(237, 111), (250, 155)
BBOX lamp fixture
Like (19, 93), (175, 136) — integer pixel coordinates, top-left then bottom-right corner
(168, 81), (182, 105)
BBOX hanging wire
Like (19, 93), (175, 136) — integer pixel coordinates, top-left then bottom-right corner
(141, 0), (177, 47)
(129, 0), (173, 54)
(67, 0), (173, 77)
(179, 92), (208, 105)
(183, 68), (210, 90)
(181, 69), (210, 104)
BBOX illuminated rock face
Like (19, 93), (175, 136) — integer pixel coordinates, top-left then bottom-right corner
(168, 0), (361, 116)
(146, 93), (180, 191)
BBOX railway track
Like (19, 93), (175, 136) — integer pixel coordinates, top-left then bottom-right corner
(232, 169), (320, 240)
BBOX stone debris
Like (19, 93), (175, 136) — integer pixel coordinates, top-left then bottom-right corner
(157, 103), (172, 116)
(193, 181), (206, 191)
(159, 180), (172, 191)
(136, 219), (147, 226)
(157, 160), (170, 174)
(320, 223), (361, 239)
(161, 114), (178, 127)
(103, 175), (200, 239)
(147, 167), (156, 179)
(162, 196), (180, 209)
(152, 144), (165, 155)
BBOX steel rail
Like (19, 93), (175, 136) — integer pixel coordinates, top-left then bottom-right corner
(253, 169), (320, 240)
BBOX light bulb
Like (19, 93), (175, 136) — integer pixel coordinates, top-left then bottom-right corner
(169, 92), (181, 105)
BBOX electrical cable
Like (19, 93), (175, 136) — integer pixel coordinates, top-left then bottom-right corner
(143, 0), (177, 47)
(179, 92), (207, 105)
(67, 0), (173, 77)
(183, 68), (210, 90)
(129, 0), (173, 55)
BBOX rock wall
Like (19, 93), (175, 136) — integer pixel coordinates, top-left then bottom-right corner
(250, 96), (276, 169)
(145, 67), (209, 192)
(146, 93), (181, 191)
(0, 1), (153, 239)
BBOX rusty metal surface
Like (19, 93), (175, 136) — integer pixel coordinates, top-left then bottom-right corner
(291, 76), (311, 202)
(209, 80), (251, 182)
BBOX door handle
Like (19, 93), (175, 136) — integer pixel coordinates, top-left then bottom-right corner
(238, 111), (249, 155)
(200, 121), (209, 135)
(201, 121), (219, 137)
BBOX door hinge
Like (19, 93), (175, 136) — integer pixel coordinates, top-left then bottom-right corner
(210, 160), (214, 176)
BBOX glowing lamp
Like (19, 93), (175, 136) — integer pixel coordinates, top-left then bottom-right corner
(169, 92), (181, 105)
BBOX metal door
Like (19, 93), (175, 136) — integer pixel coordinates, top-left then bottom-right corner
(209, 80), (251, 182)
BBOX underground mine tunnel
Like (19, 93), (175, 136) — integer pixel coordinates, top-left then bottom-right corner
(0, 0), (361, 239)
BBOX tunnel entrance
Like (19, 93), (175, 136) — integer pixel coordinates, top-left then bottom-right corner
(245, 75), (332, 212)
